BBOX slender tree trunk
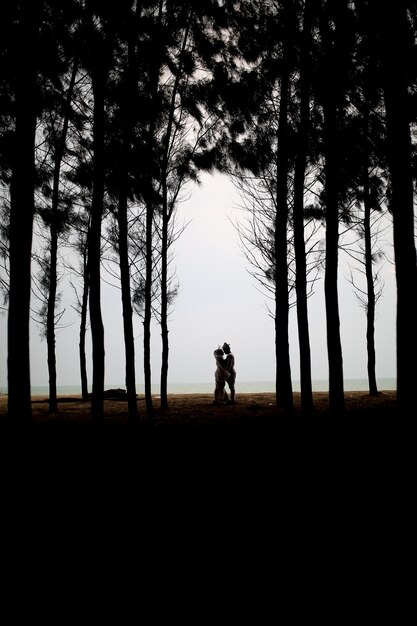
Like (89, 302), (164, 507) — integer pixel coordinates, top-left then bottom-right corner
(89, 68), (106, 422)
(293, 0), (314, 416)
(46, 61), (78, 413)
(7, 6), (39, 422)
(159, 22), (190, 410)
(323, 119), (344, 413)
(143, 199), (154, 420)
(79, 250), (89, 401)
(118, 188), (139, 421)
(359, 46), (379, 397)
(275, 63), (293, 414)
(117, 17), (139, 422)
(47, 228), (58, 412)
(320, 6), (345, 414)
(143, 0), (164, 421)
(160, 180), (169, 410)
(363, 161), (378, 396)
(380, 6), (417, 412)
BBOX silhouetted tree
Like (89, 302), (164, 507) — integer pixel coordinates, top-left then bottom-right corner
(36, 59), (78, 412)
(67, 209), (91, 402)
(156, 1), (227, 409)
(376, 2), (417, 411)
(106, 0), (141, 422)
(80, 0), (117, 421)
(344, 2), (388, 396)
(211, 1), (293, 412)
(292, 0), (316, 415)
(7, 3), (42, 422)
(317, 0), (355, 414)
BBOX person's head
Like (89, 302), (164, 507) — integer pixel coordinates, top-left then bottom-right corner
(214, 348), (224, 357)
(222, 342), (231, 354)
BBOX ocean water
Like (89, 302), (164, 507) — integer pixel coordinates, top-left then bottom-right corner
(0, 378), (396, 396)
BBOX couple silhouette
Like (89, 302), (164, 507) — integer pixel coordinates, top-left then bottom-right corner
(213, 342), (236, 404)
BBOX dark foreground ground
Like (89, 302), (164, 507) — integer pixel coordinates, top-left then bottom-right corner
(2, 390), (412, 563)
(0, 390), (408, 462)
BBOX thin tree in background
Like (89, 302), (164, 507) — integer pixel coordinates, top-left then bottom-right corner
(142, 1), (166, 420)
(158, 16), (192, 411)
(68, 210), (90, 401)
(350, 7), (387, 397)
(157, 3), (223, 409)
(38, 60), (78, 412)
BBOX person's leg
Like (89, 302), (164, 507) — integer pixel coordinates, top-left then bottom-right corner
(226, 380), (235, 403)
(214, 379), (227, 403)
(222, 385), (229, 402)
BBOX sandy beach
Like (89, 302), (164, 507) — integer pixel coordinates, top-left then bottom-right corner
(0, 389), (399, 428)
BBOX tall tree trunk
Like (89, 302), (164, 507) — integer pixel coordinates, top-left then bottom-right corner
(361, 95), (379, 398)
(143, 0), (164, 421)
(363, 169), (378, 396)
(47, 227), (58, 412)
(380, 6), (417, 412)
(118, 187), (139, 421)
(143, 199), (154, 420)
(47, 61), (78, 413)
(159, 21), (190, 410)
(79, 248), (89, 401)
(89, 67), (106, 422)
(293, 0), (314, 416)
(117, 14), (139, 422)
(275, 60), (293, 414)
(319, 5), (345, 414)
(7, 6), (39, 422)
(160, 180), (169, 410)
(160, 203), (169, 410)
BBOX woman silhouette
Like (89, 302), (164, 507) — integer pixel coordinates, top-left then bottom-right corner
(213, 347), (230, 403)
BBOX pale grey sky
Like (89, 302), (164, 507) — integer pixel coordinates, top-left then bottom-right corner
(0, 172), (397, 391)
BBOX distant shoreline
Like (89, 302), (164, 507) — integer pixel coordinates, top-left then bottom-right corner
(0, 389), (399, 425)
(0, 378), (397, 397)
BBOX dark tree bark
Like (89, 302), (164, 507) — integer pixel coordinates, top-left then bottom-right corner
(7, 5), (40, 422)
(275, 40), (293, 414)
(117, 10), (139, 423)
(46, 61), (77, 413)
(79, 246), (89, 401)
(360, 85), (379, 397)
(118, 186), (139, 421)
(160, 180), (170, 410)
(143, 198), (154, 419)
(293, 0), (315, 416)
(143, 0), (164, 421)
(379, 5), (417, 411)
(89, 65), (106, 422)
(159, 23), (190, 410)
(319, 3), (347, 414)
(362, 164), (378, 396)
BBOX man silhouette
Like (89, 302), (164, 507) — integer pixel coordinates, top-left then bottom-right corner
(222, 342), (236, 403)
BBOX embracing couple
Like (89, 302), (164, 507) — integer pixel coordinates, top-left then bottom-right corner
(213, 342), (236, 404)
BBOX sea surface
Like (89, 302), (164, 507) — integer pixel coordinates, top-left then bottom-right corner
(0, 378), (396, 396)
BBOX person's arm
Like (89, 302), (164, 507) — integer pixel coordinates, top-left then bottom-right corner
(214, 352), (230, 378)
